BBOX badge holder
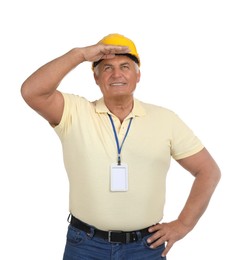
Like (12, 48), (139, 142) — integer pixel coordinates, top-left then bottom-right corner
(110, 163), (128, 192)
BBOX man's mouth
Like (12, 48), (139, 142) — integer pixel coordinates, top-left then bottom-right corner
(110, 82), (126, 87)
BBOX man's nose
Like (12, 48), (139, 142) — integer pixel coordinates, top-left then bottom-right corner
(111, 68), (122, 78)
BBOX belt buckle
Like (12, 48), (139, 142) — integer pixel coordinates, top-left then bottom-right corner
(108, 230), (123, 243)
(108, 231), (135, 243)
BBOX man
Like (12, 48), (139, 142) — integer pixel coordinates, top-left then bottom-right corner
(21, 33), (221, 259)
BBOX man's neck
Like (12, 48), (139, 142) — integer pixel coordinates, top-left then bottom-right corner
(104, 97), (134, 123)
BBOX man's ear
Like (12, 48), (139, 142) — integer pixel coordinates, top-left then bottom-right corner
(93, 71), (99, 86)
(136, 70), (141, 83)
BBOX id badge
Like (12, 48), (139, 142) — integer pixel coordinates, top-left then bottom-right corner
(110, 163), (128, 191)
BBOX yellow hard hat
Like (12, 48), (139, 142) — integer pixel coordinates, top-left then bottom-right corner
(93, 33), (140, 68)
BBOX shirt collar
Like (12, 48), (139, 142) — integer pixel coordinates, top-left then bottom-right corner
(95, 98), (146, 117)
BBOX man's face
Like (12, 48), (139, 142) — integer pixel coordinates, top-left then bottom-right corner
(94, 55), (141, 100)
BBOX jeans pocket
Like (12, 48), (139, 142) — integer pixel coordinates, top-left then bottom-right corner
(142, 234), (165, 251)
(66, 225), (86, 246)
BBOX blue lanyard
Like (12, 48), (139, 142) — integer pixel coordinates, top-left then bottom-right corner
(108, 114), (133, 165)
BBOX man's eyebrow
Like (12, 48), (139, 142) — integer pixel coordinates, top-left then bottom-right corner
(102, 63), (113, 67)
(103, 62), (130, 66)
(120, 62), (130, 66)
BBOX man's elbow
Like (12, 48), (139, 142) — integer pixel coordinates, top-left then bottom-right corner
(213, 165), (221, 186)
(21, 80), (32, 104)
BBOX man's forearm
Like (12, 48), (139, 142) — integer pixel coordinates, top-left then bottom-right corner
(21, 48), (84, 99)
(177, 168), (221, 230)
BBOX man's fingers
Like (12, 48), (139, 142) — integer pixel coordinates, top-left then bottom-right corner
(148, 223), (162, 233)
(161, 241), (174, 257)
(101, 45), (130, 55)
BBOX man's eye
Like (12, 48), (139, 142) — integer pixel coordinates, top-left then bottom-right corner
(122, 65), (129, 70)
(104, 66), (112, 71)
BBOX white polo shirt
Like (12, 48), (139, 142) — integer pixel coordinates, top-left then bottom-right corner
(54, 93), (204, 231)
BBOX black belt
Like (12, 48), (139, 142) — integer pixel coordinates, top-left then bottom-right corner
(69, 215), (151, 244)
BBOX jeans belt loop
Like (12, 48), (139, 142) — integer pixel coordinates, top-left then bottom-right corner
(136, 231), (142, 241)
(108, 231), (112, 243)
(126, 232), (131, 243)
(87, 227), (95, 238)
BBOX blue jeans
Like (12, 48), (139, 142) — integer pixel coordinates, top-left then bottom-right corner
(63, 225), (166, 260)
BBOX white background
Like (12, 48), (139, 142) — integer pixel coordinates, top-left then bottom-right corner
(1, 0), (238, 259)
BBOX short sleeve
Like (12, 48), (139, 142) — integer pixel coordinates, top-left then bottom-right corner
(170, 113), (204, 160)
